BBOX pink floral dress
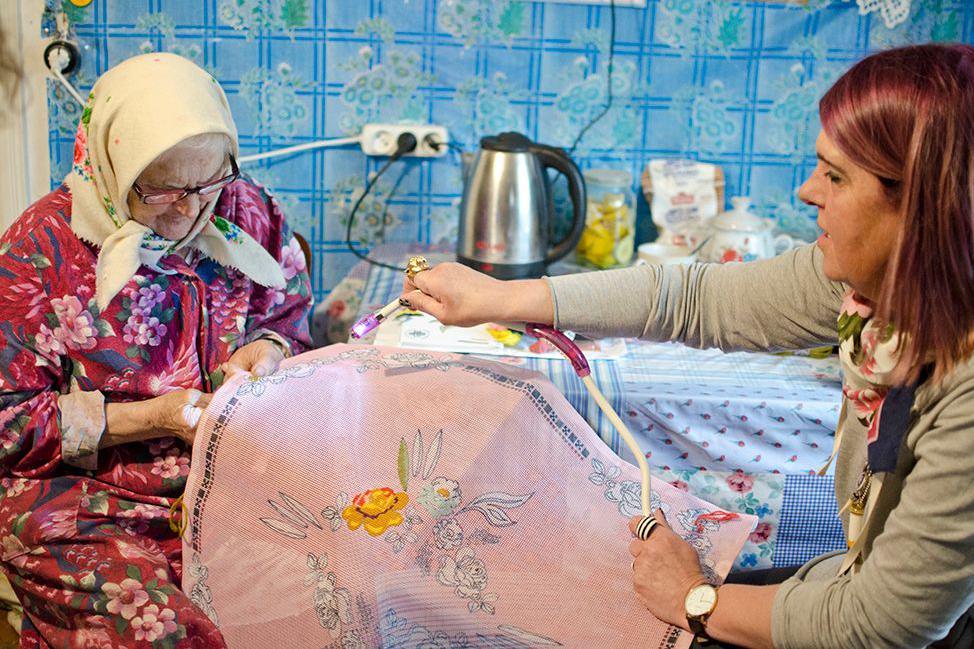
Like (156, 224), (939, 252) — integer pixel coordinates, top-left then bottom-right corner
(0, 179), (312, 648)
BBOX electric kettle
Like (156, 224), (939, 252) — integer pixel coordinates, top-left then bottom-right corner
(458, 132), (586, 279)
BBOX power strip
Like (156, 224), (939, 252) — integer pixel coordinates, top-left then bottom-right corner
(360, 123), (449, 157)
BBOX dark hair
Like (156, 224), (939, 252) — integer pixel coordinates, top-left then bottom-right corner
(820, 44), (974, 384)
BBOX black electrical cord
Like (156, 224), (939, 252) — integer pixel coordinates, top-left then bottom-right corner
(568, 0), (617, 156)
(377, 163), (413, 244)
(345, 133), (417, 271)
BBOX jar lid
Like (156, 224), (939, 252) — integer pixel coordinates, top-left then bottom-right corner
(584, 168), (633, 187)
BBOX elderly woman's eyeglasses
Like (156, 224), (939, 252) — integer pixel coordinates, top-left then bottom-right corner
(132, 155), (240, 205)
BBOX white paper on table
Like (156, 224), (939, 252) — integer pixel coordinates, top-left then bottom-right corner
(374, 311), (627, 360)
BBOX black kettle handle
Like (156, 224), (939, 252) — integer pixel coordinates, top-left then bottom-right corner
(531, 143), (587, 265)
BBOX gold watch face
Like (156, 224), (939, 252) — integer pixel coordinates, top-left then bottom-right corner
(685, 584), (718, 617)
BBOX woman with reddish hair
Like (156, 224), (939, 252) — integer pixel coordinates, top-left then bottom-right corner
(400, 44), (974, 647)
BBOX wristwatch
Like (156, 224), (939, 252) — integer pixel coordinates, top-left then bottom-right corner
(685, 583), (719, 638)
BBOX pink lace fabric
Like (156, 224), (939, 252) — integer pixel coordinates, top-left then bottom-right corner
(182, 345), (755, 648)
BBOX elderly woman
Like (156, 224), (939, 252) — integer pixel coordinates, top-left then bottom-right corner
(401, 43), (974, 648)
(0, 53), (312, 647)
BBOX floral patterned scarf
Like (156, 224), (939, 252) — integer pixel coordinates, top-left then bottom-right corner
(836, 290), (924, 570)
(837, 290), (900, 446)
(65, 53), (285, 311)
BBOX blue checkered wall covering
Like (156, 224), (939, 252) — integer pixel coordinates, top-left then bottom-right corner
(44, 0), (974, 301)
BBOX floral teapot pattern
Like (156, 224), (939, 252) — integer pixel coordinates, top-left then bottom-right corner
(691, 197), (797, 263)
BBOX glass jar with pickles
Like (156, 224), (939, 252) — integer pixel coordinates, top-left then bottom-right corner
(576, 169), (636, 269)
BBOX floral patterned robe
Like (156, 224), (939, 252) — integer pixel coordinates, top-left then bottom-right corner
(0, 179), (313, 648)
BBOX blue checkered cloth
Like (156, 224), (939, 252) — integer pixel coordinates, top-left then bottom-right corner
(775, 474), (845, 567)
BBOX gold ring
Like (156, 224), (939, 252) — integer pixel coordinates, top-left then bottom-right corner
(405, 256), (431, 281)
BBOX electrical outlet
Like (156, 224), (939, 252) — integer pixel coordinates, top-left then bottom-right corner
(360, 123), (449, 157)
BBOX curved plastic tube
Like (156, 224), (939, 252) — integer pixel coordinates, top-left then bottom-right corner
(525, 323), (653, 515)
(524, 323), (590, 377)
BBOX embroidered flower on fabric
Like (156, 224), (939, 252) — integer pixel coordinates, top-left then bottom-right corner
(150, 449), (190, 480)
(119, 503), (166, 521)
(337, 630), (367, 649)
(123, 315), (168, 347)
(72, 123), (86, 166)
(433, 518), (464, 550)
(0, 477), (30, 499)
(133, 283), (167, 313)
(213, 216), (245, 245)
(320, 492), (350, 532)
(140, 232), (172, 253)
(341, 487), (408, 536)
(267, 288), (286, 309)
(677, 508), (740, 536)
(280, 236), (307, 280)
(34, 323), (66, 358)
(726, 470), (754, 494)
(436, 546), (488, 599)
(614, 480), (644, 517)
(101, 578), (150, 620)
(749, 522), (772, 544)
(305, 553), (352, 639)
(417, 477), (462, 518)
(130, 604), (177, 643)
(842, 386), (888, 444)
(49, 295), (99, 351)
(435, 546), (498, 613)
(115, 536), (166, 564)
(37, 508), (76, 541)
(234, 363), (318, 397)
(71, 119), (95, 182)
(838, 293), (871, 358)
(188, 552), (219, 626)
(0, 427), (20, 452)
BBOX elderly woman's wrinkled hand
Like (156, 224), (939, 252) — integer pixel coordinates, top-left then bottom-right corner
(628, 510), (707, 630)
(220, 339), (286, 379)
(150, 388), (212, 445)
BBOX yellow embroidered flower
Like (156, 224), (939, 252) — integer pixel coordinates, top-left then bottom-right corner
(485, 325), (522, 347)
(342, 487), (409, 536)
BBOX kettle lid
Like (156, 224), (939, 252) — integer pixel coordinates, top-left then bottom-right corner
(480, 131), (533, 153)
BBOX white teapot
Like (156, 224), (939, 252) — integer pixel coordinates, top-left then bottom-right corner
(691, 197), (796, 263)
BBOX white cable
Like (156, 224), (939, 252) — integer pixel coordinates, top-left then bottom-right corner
(51, 68), (86, 106)
(237, 136), (362, 164)
(46, 39), (86, 107)
(582, 374), (653, 516)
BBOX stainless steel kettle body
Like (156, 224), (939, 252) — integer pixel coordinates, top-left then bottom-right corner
(458, 132), (586, 279)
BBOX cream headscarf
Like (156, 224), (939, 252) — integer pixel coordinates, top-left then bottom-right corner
(65, 52), (285, 311)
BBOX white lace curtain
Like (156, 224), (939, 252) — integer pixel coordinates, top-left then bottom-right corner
(853, 0), (910, 28)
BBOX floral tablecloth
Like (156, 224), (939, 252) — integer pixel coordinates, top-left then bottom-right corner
(312, 248), (846, 571)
